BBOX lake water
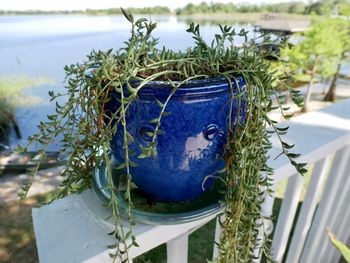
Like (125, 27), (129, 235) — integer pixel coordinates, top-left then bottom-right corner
(1, 15), (254, 149)
(1, 15), (349, 149)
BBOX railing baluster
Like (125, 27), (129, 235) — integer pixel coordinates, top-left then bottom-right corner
(300, 145), (350, 262)
(167, 233), (189, 263)
(285, 155), (332, 263)
(271, 173), (304, 262)
(329, 200), (350, 262)
(212, 215), (224, 260)
(320, 157), (350, 263)
(252, 181), (277, 263)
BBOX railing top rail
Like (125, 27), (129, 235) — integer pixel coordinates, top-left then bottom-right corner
(267, 98), (350, 182)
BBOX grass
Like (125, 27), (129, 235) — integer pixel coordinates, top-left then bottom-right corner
(0, 75), (54, 141)
(0, 75), (52, 109)
(0, 192), (57, 263)
(135, 219), (217, 263)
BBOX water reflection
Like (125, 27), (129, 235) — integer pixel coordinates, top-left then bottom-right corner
(0, 14), (259, 149)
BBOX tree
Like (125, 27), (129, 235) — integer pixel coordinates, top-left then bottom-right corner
(282, 17), (346, 111)
(198, 2), (209, 13)
(288, 2), (307, 14)
(307, 0), (350, 15)
(339, 3), (350, 15)
(323, 18), (350, 101)
(176, 3), (196, 15)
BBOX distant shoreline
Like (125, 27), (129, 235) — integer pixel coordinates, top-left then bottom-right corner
(0, 9), (171, 16)
(179, 13), (310, 23)
(0, 11), (310, 23)
(0, 1), (341, 18)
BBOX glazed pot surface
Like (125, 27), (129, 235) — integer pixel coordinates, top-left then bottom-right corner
(108, 77), (245, 202)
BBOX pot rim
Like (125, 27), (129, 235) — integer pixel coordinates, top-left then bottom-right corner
(126, 75), (246, 98)
(133, 76), (243, 86)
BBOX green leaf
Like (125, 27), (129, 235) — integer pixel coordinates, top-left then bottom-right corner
(156, 130), (165, 135)
(116, 163), (126, 170)
(138, 152), (150, 159)
(148, 118), (159, 124)
(155, 99), (164, 108)
(146, 132), (153, 137)
(216, 167), (226, 174)
(287, 153), (301, 158)
(129, 161), (138, 167)
(186, 22), (194, 33)
(107, 243), (118, 249)
(328, 230), (350, 262)
(136, 18), (147, 25)
(120, 8), (133, 23)
(282, 142), (295, 149)
(162, 111), (171, 116)
(126, 131), (134, 143)
(276, 126), (289, 132)
(132, 240), (140, 247)
(126, 83), (136, 94)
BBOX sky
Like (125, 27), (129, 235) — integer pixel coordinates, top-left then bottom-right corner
(0, 0), (309, 11)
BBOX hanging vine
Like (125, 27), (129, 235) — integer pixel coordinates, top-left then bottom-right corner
(19, 9), (306, 263)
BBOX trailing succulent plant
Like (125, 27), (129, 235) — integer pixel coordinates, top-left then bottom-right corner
(19, 8), (306, 263)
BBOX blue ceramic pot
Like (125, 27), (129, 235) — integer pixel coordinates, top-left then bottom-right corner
(108, 77), (245, 202)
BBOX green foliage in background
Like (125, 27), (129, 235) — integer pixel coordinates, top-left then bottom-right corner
(281, 16), (350, 110)
(0, 7), (172, 15)
(0, 76), (52, 134)
(283, 17), (345, 81)
(175, 1), (308, 15)
(307, 0), (350, 15)
(84, 7), (171, 16)
(2, 0), (350, 16)
(175, 0), (350, 15)
(339, 3), (350, 15)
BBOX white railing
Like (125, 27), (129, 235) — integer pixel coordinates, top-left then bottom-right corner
(32, 98), (350, 263)
(263, 99), (350, 263)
